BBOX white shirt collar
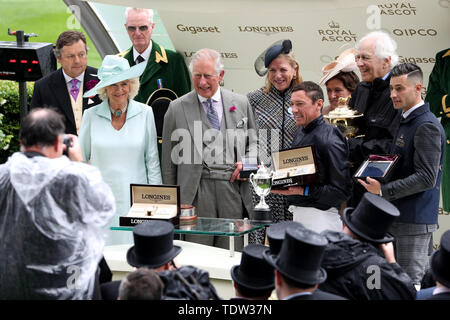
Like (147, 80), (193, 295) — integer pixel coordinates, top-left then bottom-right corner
(133, 42), (152, 62)
(62, 69), (84, 85)
(402, 100), (424, 119)
(197, 88), (222, 104)
(382, 70), (391, 81)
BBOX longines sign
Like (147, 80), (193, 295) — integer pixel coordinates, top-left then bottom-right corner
(237, 25), (294, 34)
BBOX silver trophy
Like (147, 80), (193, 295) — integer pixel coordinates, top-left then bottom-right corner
(250, 162), (273, 210)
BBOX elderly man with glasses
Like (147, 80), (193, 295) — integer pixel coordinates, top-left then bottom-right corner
(121, 7), (191, 104)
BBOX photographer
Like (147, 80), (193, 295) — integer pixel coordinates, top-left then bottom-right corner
(0, 108), (115, 299)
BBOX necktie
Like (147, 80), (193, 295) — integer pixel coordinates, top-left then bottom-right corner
(206, 98), (220, 130)
(136, 55), (145, 64)
(70, 78), (80, 101)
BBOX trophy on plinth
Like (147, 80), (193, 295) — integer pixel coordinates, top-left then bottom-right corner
(250, 162), (273, 223)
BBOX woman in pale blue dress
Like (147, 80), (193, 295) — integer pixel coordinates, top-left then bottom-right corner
(80, 55), (162, 245)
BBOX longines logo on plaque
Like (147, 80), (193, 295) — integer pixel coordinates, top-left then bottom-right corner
(378, 2), (418, 15)
(237, 25), (294, 35)
(176, 24), (221, 34)
(183, 51), (238, 59)
(318, 21), (357, 42)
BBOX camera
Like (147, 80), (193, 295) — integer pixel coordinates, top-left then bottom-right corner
(63, 135), (72, 156)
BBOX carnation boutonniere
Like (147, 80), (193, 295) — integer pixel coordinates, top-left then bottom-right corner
(229, 106), (237, 112)
(85, 79), (99, 99)
(85, 80), (99, 90)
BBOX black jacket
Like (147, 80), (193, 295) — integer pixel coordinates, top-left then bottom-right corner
(288, 116), (352, 210)
(348, 76), (401, 165)
(319, 231), (416, 300)
(427, 292), (450, 300)
(285, 289), (346, 300)
(30, 66), (102, 135)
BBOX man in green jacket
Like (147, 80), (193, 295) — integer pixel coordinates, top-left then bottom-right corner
(122, 7), (191, 104)
(426, 48), (450, 213)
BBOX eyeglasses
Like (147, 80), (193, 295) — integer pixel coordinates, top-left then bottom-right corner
(127, 25), (149, 32)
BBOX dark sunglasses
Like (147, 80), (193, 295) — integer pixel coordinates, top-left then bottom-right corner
(127, 25), (149, 32)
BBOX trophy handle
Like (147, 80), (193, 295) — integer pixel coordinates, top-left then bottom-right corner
(249, 172), (256, 189)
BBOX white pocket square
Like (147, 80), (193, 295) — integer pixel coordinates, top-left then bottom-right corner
(88, 98), (95, 105)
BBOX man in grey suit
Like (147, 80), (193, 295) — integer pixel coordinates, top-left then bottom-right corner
(162, 48), (257, 250)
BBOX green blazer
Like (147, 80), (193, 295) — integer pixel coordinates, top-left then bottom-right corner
(122, 40), (191, 104)
(425, 48), (450, 211)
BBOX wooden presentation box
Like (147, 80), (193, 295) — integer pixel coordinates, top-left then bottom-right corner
(353, 154), (400, 183)
(271, 145), (320, 190)
(120, 184), (181, 227)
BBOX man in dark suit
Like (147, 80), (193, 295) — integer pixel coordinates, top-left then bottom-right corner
(359, 63), (445, 286)
(31, 30), (101, 135)
(263, 222), (346, 300)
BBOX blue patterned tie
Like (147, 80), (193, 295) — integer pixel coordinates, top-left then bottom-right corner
(206, 98), (220, 130)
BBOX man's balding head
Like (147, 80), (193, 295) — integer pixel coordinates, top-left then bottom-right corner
(20, 108), (65, 149)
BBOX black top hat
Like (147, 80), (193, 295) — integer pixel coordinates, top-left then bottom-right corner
(263, 224), (328, 286)
(146, 88), (178, 138)
(267, 221), (304, 255)
(230, 244), (275, 291)
(264, 40), (292, 68)
(431, 230), (450, 288)
(343, 192), (400, 244)
(127, 221), (182, 268)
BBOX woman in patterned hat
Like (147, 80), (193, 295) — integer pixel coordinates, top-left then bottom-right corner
(247, 40), (302, 242)
(319, 49), (360, 116)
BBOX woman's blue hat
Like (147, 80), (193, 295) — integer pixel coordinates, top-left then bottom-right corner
(83, 55), (146, 98)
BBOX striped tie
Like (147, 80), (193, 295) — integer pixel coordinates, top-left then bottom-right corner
(206, 98), (220, 130)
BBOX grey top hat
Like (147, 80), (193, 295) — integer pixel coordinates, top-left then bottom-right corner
(126, 221), (182, 268)
(343, 192), (400, 244)
(263, 224), (328, 286)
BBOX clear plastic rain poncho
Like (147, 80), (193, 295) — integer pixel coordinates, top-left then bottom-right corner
(0, 152), (115, 299)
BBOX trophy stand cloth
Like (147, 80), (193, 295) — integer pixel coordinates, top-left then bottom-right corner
(425, 48), (450, 212)
(79, 100), (162, 245)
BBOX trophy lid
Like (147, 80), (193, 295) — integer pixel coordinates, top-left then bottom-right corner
(256, 162), (271, 177)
